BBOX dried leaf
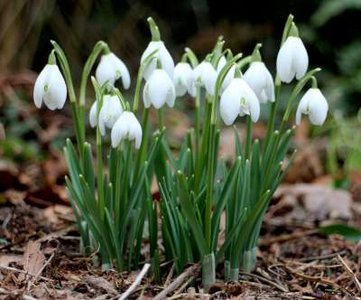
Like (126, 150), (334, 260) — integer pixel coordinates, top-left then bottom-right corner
(20, 241), (45, 280)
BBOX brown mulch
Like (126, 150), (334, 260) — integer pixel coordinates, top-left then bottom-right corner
(0, 193), (361, 299)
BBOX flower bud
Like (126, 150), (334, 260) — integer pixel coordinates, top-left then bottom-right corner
(111, 111), (142, 149)
(96, 52), (131, 89)
(220, 78), (260, 125)
(243, 62), (275, 103)
(143, 69), (176, 109)
(276, 36), (308, 83)
(141, 41), (174, 80)
(296, 88), (328, 126)
(33, 64), (67, 110)
(174, 62), (193, 96)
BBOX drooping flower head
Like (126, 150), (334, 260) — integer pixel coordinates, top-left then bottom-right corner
(220, 78), (260, 125)
(143, 69), (176, 109)
(174, 62), (193, 97)
(96, 52), (131, 89)
(89, 94), (123, 136)
(141, 18), (174, 80)
(111, 111), (142, 149)
(243, 62), (275, 103)
(33, 54), (67, 110)
(276, 24), (308, 83)
(296, 88), (328, 126)
(190, 61), (217, 97)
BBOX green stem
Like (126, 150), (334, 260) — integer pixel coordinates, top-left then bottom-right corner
(245, 116), (252, 159)
(96, 128), (104, 221)
(134, 108), (150, 180)
(195, 86), (201, 154)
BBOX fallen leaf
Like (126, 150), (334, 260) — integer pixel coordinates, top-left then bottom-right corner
(84, 275), (117, 294)
(20, 240), (45, 281)
(275, 184), (352, 221)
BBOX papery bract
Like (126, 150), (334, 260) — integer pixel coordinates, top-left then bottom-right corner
(111, 111), (142, 149)
(96, 52), (131, 89)
(276, 36), (308, 83)
(296, 88), (328, 126)
(33, 64), (67, 110)
(143, 69), (176, 109)
(190, 62), (217, 97)
(220, 78), (260, 125)
(174, 62), (193, 96)
(141, 41), (174, 80)
(243, 61), (275, 103)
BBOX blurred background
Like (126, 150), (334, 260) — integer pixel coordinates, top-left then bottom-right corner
(0, 0), (361, 196)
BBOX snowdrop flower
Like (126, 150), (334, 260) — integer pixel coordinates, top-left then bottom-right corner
(111, 111), (142, 149)
(276, 36), (308, 83)
(296, 88), (328, 126)
(143, 69), (176, 109)
(220, 78), (260, 125)
(216, 56), (235, 91)
(96, 52), (131, 89)
(141, 41), (174, 80)
(174, 62), (193, 96)
(89, 95), (123, 136)
(190, 61), (217, 97)
(243, 62), (275, 103)
(33, 64), (67, 110)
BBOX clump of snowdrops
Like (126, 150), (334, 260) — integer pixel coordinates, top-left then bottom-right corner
(33, 15), (328, 287)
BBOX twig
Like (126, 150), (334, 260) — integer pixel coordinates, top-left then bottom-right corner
(337, 254), (361, 294)
(27, 251), (55, 290)
(163, 263), (175, 287)
(153, 264), (200, 300)
(299, 250), (346, 262)
(118, 263), (151, 300)
(0, 265), (52, 282)
(240, 271), (289, 293)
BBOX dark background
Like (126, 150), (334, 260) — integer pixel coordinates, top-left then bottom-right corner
(0, 0), (361, 113)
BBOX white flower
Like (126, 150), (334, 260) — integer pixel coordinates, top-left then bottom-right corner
(296, 88), (328, 126)
(190, 62), (217, 97)
(174, 62), (193, 96)
(216, 56), (235, 91)
(220, 78), (260, 125)
(33, 64), (67, 110)
(276, 36), (308, 83)
(243, 61), (275, 103)
(111, 111), (142, 149)
(141, 41), (174, 80)
(89, 95), (123, 136)
(143, 69), (176, 109)
(95, 52), (131, 89)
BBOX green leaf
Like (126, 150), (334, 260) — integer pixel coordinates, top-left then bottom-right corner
(319, 224), (361, 242)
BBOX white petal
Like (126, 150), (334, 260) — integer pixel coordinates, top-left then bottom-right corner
(221, 65), (235, 91)
(200, 62), (217, 96)
(141, 41), (174, 80)
(96, 54), (116, 86)
(111, 113), (129, 148)
(110, 53), (131, 89)
(33, 65), (51, 108)
(276, 37), (296, 83)
(43, 65), (67, 110)
(217, 56), (227, 73)
(127, 112), (143, 149)
(143, 69), (175, 109)
(239, 79), (260, 122)
(292, 37), (309, 80)
(295, 91), (309, 125)
(220, 79), (242, 125)
(98, 95), (123, 135)
(89, 101), (98, 127)
(306, 89), (328, 125)
(244, 62), (274, 103)
(174, 62), (193, 96)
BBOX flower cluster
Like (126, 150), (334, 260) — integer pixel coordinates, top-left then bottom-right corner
(32, 15), (330, 288)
